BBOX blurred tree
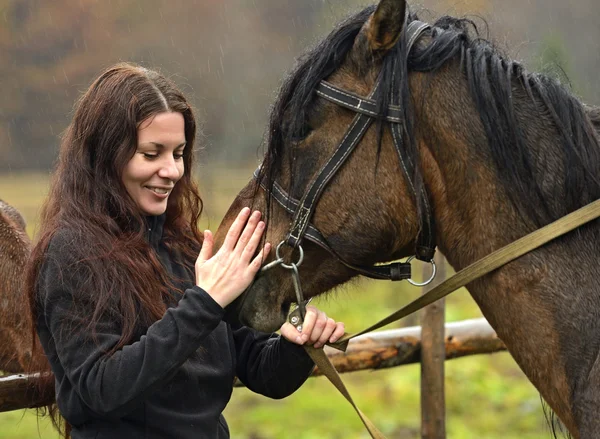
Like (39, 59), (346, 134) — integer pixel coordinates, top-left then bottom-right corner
(0, 0), (324, 169)
(0, 0), (598, 171)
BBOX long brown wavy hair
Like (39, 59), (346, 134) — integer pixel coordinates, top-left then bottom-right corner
(25, 62), (204, 437)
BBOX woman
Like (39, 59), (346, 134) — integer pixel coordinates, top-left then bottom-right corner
(25, 63), (345, 439)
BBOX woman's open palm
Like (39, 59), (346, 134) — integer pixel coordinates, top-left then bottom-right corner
(195, 208), (270, 308)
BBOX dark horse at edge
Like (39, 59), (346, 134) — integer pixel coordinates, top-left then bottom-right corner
(0, 199), (32, 373)
(216, 0), (600, 437)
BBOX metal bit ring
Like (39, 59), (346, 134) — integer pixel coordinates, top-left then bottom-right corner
(275, 241), (304, 269)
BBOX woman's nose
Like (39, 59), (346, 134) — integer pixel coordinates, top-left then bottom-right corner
(157, 156), (181, 180)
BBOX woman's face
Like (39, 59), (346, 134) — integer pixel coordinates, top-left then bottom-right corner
(122, 111), (186, 216)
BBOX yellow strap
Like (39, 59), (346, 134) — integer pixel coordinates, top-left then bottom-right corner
(304, 345), (387, 438)
(330, 197), (600, 350)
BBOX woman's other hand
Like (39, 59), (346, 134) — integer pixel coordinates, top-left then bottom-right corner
(280, 306), (345, 349)
(195, 207), (270, 308)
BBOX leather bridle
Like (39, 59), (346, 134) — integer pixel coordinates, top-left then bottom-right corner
(256, 20), (436, 291)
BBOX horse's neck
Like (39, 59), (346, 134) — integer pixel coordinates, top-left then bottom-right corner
(416, 78), (600, 436)
(423, 147), (581, 432)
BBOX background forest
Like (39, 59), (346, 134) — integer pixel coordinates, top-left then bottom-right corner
(1, 0), (599, 170)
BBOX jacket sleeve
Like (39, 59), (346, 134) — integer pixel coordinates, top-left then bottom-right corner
(232, 325), (315, 399)
(37, 237), (225, 419)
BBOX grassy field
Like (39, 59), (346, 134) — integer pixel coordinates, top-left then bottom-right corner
(0, 169), (552, 438)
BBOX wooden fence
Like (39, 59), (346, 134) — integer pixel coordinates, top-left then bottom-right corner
(0, 317), (506, 413)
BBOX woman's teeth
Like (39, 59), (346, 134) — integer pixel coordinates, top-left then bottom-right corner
(147, 187), (169, 195)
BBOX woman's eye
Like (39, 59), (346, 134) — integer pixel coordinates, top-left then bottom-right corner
(143, 153), (158, 159)
(174, 153), (184, 160)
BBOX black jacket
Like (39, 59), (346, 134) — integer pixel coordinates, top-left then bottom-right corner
(35, 215), (314, 438)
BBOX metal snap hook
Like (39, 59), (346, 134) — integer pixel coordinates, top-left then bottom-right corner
(289, 297), (313, 330)
(260, 257), (284, 272)
(406, 256), (437, 287)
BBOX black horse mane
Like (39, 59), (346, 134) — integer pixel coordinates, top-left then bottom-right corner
(259, 7), (374, 220)
(261, 5), (600, 230)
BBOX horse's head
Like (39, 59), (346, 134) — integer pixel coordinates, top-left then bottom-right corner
(218, 0), (600, 335)
(217, 0), (442, 331)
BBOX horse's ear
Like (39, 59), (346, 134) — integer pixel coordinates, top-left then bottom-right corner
(363, 0), (406, 53)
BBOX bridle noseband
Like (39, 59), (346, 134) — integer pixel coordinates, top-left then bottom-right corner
(257, 20), (436, 317)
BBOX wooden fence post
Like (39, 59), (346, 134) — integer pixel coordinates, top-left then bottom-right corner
(421, 252), (447, 439)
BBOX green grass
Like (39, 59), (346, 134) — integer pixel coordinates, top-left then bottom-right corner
(0, 168), (551, 438)
(0, 411), (58, 439)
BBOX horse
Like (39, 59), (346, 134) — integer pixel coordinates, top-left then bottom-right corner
(216, 0), (600, 437)
(0, 199), (33, 373)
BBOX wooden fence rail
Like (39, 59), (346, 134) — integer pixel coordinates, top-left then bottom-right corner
(0, 318), (506, 413)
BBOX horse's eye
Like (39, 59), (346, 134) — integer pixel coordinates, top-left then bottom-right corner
(290, 126), (312, 143)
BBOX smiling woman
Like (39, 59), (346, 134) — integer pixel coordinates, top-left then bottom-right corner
(23, 62), (344, 439)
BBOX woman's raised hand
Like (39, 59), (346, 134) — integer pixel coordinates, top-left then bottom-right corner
(195, 207), (271, 308)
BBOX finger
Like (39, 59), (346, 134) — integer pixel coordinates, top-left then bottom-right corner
(249, 242), (271, 272)
(222, 207), (251, 251)
(329, 322), (346, 343)
(280, 322), (305, 345)
(197, 230), (213, 263)
(234, 211), (261, 256)
(314, 317), (337, 349)
(308, 310), (328, 344)
(241, 220), (265, 263)
(299, 307), (317, 344)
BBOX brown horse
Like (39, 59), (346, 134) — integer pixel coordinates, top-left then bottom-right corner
(217, 1), (600, 437)
(0, 199), (32, 373)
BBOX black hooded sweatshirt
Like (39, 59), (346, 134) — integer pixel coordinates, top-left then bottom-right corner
(35, 215), (314, 438)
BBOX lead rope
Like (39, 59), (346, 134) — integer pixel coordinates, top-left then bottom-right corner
(303, 345), (387, 438)
(263, 245), (387, 438)
(264, 197), (600, 439)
